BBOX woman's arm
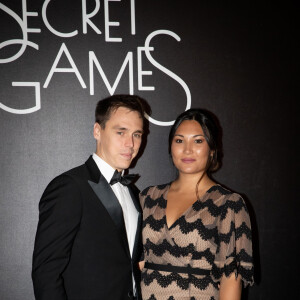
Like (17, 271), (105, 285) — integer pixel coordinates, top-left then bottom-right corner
(219, 273), (242, 300)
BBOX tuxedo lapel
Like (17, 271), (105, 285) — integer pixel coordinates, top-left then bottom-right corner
(86, 156), (130, 258)
(128, 186), (142, 262)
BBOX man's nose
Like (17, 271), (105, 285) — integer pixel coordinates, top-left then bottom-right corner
(125, 135), (134, 148)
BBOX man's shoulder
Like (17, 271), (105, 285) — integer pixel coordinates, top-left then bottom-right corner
(62, 162), (87, 178)
(48, 160), (90, 188)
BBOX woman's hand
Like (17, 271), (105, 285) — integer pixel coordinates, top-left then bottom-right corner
(138, 261), (145, 271)
(219, 273), (242, 300)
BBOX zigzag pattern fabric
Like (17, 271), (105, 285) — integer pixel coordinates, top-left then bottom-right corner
(140, 184), (254, 300)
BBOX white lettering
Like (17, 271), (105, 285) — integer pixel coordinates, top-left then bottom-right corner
(42, 0), (78, 37)
(24, 0), (41, 34)
(89, 51), (133, 95)
(0, 82), (40, 114)
(82, 0), (101, 34)
(130, 0), (136, 35)
(144, 30), (191, 126)
(104, 0), (122, 42)
(44, 43), (86, 88)
(137, 47), (154, 91)
(0, 0), (39, 63)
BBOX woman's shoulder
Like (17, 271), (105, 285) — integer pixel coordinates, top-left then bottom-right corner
(140, 182), (171, 197)
(207, 184), (249, 213)
(208, 185), (250, 221)
(139, 182), (170, 208)
(209, 184), (244, 203)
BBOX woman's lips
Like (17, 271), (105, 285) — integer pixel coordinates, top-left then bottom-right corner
(181, 158), (196, 163)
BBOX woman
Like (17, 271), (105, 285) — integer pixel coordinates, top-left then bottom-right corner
(139, 109), (254, 300)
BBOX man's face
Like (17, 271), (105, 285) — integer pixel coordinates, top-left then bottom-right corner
(94, 107), (143, 171)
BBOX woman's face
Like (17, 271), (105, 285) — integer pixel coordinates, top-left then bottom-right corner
(171, 120), (211, 176)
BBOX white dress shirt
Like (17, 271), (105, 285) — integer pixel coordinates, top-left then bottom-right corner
(92, 153), (138, 292)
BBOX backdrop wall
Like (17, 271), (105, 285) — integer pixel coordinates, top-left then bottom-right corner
(0, 1), (297, 299)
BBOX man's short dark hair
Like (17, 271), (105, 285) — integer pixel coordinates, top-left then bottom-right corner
(95, 94), (145, 128)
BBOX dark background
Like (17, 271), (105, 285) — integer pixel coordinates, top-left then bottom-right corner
(0, 1), (297, 299)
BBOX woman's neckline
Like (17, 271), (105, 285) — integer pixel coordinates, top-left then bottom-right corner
(164, 183), (219, 230)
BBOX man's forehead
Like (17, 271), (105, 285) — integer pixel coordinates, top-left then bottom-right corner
(110, 106), (141, 117)
(106, 108), (143, 129)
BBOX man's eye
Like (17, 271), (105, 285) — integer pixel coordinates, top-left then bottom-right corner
(134, 133), (141, 139)
(117, 132), (124, 135)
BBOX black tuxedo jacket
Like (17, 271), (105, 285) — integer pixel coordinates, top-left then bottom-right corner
(32, 156), (143, 300)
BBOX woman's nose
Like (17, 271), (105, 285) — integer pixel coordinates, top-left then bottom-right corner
(183, 142), (192, 154)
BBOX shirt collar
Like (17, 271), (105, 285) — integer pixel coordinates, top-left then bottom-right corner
(92, 153), (124, 184)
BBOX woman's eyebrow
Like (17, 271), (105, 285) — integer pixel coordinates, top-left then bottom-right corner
(174, 134), (204, 137)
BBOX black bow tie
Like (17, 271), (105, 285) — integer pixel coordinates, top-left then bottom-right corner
(110, 170), (136, 186)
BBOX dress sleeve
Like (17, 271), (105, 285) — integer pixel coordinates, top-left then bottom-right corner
(139, 185), (152, 209)
(213, 193), (254, 287)
(138, 186), (149, 262)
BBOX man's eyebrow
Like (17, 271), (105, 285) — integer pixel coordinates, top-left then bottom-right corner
(112, 126), (127, 130)
(112, 126), (143, 134)
(134, 129), (144, 134)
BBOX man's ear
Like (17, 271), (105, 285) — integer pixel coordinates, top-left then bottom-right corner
(93, 123), (101, 141)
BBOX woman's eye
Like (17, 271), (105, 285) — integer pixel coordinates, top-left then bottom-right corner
(195, 139), (203, 144)
(175, 139), (183, 143)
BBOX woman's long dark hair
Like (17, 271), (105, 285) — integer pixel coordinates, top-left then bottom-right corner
(168, 108), (222, 199)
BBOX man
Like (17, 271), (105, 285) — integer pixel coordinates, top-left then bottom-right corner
(32, 95), (145, 300)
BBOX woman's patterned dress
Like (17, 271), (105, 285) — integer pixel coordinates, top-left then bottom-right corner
(139, 183), (254, 300)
